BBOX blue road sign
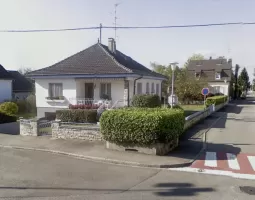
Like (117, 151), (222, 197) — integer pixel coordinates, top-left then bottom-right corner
(201, 88), (209, 96)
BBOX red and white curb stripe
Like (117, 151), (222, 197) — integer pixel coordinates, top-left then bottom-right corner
(166, 152), (255, 180)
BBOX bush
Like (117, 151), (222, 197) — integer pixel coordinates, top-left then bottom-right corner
(69, 104), (100, 109)
(100, 108), (185, 145)
(131, 94), (161, 108)
(26, 94), (36, 113)
(166, 104), (184, 110)
(0, 112), (17, 124)
(56, 109), (97, 123)
(0, 102), (18, 116)
(205, 95), (228, 107)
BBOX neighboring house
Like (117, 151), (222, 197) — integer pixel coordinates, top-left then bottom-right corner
(28, 38), (166, 118)
(0, 65), (13, 102)
(8, 70), (33, 100)
(187, 58), (233, 96)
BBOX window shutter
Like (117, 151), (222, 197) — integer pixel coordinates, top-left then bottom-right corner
(107, 83), (111, 98)
(156, 83), (159, 95)
(151, 83), (155, 94)
(146, 82), (149, 94)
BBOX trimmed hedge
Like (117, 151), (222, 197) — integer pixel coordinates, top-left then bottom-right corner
(131, 94), (161, 108)
(0, 112), (17, 124)
(0, 102), (18, 116)
(56, 109), (97, 123)
(205, 95), (228, 107)
(100, 108), (185, 145)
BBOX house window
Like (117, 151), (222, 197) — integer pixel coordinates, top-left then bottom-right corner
(215, 72), (221, 80)
(100, 83), (111, 99)
(156, 83), (160, 95)
(213, 86), (221, 93)
(195, 73), (200, 79)
(137, 82), (142, 94)
(49, 83), (63, 97)
(151, 83), (155, 94)
(146, 82), (150, 94)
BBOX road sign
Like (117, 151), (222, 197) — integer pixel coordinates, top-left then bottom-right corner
(201, 88), (209, 96)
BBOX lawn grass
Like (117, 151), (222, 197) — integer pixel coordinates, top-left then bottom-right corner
(181, 104), (205, 117)
(180, 104), (205, 111)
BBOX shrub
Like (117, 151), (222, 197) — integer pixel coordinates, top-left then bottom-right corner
(0, 102), (18, 116)
(56, 109), (97, 123)
(205, 95), (227, 107)
(15, 100), (27, 113)
(69, 104), (100, 110)
(166, 104), (184, 110)
(0, 112), (17, 124)
(131, 94), (161, 108)
(26, 94), (36, 113)
(100, 108), (185, 145)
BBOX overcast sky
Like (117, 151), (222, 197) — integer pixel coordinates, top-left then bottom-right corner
(0, 0), (255, 78)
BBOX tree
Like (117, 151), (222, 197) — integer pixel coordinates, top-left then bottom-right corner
(238, 67), (250, 92)
(252, 79), (255, 91)
(184, 53), (204, 68)
(233, 64), (240, 99)
(174, 68), (208, 103)
(18, 67), (33, 75)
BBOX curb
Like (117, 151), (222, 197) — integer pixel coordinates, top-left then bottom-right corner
(0, 144), (194, 169)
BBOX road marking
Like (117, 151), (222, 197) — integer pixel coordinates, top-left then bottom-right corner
(247, 156), (255, 171)
(226, 153), (240, 170)
(205, 152), (217, 167)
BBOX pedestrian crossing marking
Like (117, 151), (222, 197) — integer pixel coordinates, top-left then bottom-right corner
(226, 153), (240, 170)
(204, 152), (217, 167)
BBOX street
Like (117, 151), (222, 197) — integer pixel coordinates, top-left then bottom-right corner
(1, 97), (255, 199)
(0, 148), (255, 200)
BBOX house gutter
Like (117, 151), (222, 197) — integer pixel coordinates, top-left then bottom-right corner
(133, 76), (143, 95)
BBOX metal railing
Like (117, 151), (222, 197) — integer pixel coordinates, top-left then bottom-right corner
(69, 98), (112, 106)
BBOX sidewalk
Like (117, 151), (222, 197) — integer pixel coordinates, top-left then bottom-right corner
(0, 114), (222, 169)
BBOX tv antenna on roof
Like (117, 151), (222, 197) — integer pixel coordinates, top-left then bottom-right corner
(113, 2), (121, 41)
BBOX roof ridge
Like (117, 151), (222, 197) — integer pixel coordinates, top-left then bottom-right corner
(98, 43), (133, 73)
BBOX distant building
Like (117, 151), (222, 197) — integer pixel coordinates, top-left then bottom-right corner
(187, 58), (233, 96)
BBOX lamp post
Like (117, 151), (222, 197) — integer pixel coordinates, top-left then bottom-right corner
(169, 62), (178, 108)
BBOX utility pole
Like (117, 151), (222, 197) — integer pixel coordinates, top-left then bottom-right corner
(99, 23), (102, 43)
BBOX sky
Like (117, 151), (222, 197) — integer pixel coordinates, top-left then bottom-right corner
(0, 0), (255, 79)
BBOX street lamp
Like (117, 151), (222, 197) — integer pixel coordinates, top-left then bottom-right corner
(169, 62), (178, 108)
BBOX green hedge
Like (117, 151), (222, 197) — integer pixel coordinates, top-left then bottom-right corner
(205, 95), (228, 107)
(0, 102), (18, 116)
(56, 109), (97, 123)
(131, 94), (161, 108)
(0, 112), (17, 124)
(100, 108), (185, 145)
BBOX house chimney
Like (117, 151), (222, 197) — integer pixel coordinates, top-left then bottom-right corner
(108, 38), (116, 54)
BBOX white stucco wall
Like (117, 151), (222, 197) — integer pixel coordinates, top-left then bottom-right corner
(209, 82), (230, 96)
(135, 78), (162, 97)
(75, 79), (125, 104)
(0, 80), (12, 102)
(35, 78), (76, 108)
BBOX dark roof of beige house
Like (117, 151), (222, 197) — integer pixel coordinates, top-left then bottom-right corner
(187, 58), (232, 82)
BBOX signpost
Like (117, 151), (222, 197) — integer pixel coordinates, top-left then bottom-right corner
(201, 88), (209, 108)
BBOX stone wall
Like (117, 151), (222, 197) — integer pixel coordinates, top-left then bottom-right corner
(20, 118), (39, 136)
(52, 121), (102, 141)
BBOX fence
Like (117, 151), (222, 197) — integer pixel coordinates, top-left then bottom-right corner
(20, 118), (52, 136)
(38, 120), (52, 136)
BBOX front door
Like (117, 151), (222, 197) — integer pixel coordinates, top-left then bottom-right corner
(85, 83), (94, 99)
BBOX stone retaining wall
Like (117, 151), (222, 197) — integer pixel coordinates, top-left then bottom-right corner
(52, 121), (102, 141)
(20, 118), (39, 136)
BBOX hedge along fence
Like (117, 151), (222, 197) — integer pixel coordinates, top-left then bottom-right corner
(0, 112), (17, 124)
(131, 94), (161, 108)
(100, 108), (185, 146)
(205, 95), (228, 107)
(56, 109), (97, 123)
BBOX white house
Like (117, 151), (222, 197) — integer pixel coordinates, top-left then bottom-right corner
(187, 58), (233, 96)
(0, 65), (13, 102)
(28, 38), (166, 118)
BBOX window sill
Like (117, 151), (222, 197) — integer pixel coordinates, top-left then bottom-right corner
(46, 99), (65, 103)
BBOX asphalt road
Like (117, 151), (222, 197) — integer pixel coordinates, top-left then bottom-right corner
(206, 96), (255, 154)
(1, 148), (255, 199)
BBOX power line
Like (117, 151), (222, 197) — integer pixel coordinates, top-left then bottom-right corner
(1, 22), (255, 33)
